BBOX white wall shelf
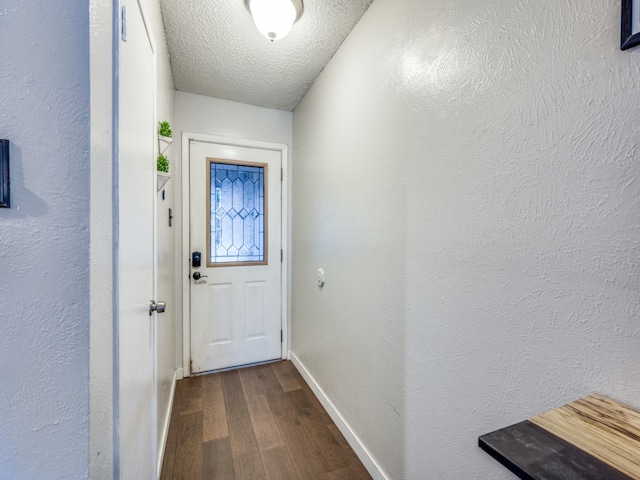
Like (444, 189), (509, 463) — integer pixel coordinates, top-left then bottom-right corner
(158, 135), (172, 155)
(157, 172), (170, 192)
(157, 134), (172, 188)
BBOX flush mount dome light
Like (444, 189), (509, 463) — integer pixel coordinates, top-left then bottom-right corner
(244, 0), (303, 42)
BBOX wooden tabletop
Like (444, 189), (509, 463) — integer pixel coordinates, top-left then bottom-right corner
(479, 394), (640, 480)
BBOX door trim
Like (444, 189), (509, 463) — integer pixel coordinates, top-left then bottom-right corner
(181, 133), (289, 377)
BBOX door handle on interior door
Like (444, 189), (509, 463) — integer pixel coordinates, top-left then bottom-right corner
(149, 300), (166, 315)
(193, 271), (208, 281)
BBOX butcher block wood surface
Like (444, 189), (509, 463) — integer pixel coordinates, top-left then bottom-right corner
(479, 394), (640, 480)
(530, 394), (640, 479)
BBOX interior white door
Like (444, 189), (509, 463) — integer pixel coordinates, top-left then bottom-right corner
(118, 2), (156, 478)
(189, 140), (282, 373)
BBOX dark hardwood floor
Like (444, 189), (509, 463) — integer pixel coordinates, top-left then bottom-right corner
(160, 360), (372, 480)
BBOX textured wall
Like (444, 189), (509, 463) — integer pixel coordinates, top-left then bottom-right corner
(0, 1), (91, 479)
(292, 0), (640, 478)
(174, 92), (292, 370)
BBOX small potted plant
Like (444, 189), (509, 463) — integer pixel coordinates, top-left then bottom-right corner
(158, 120), (173, 160)
(158, 121), (172, 138)
(157, 154), (169, 173)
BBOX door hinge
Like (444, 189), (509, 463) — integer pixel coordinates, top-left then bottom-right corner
(121, 6), (128, 42)
(281, 330), (283, 342)
(281, 167), (283, 181)
(281, 249), (283, 262)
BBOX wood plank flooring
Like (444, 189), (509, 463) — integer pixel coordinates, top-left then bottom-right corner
(161, 361), (372, 480)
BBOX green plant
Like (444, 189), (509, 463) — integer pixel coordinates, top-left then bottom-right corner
(157, 154), (169, 173)
(158, 120), (172, 138)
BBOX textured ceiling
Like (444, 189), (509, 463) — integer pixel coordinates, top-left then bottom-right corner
(159, 0), (373, 111)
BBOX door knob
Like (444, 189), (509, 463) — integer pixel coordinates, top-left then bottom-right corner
(193, 271), (208, 281)
(149, 300), (166, 315)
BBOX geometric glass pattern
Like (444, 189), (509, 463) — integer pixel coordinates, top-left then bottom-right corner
(209, 161), (266, 264)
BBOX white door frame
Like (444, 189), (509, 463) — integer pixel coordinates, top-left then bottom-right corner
(181, 133), (289, 377)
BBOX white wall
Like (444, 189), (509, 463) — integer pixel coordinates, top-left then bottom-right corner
(0, 1), (91, 478)
(292, 0), (640, 478)
(174, 92), (293, 371)
(0, 1), (175, 477)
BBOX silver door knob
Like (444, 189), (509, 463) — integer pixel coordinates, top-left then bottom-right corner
(149, 300), (166, 315)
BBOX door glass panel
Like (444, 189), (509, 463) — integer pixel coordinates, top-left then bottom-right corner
(208, 160), (267, 265)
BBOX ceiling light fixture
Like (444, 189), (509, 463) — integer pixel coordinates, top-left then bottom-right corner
(244, 0), (303, 42)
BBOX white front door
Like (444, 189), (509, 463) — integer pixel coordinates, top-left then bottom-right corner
(189, 140), (282, 373)
(118, 1), (157, 478)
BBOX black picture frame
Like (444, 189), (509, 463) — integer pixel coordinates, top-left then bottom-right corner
(0, 140), (9, 208)
(622, 0), (640, 50)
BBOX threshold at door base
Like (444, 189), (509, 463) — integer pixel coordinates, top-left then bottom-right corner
(189, 358), (283, 376)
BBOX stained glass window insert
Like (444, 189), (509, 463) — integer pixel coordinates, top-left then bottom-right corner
(209, 161), (266, 264)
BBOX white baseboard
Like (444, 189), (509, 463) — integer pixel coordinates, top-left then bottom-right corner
(157, 369), (179, 480)
(176, 367), (184, 380)
(289, 352), (389, 480)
